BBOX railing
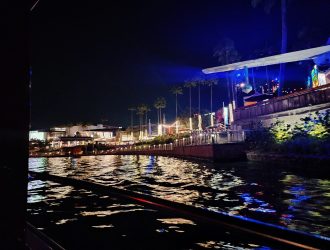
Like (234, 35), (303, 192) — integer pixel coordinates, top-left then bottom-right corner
(234, 84), (330, 121)
(113, 130), (245, 152)
(29, 131), (245, 156)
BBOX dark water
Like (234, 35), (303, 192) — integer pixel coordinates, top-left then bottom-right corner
(28, 155), (330, 240)
(28, 180), (275, 249)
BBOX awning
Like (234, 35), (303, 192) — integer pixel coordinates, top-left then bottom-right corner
(203, 45), (330, 74)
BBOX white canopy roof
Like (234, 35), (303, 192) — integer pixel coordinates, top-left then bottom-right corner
(202, 45), (330, 74)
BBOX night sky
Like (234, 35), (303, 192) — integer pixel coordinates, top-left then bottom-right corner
(31, 0), (330, 129)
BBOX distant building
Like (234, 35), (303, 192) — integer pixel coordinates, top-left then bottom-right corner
(29, 130), (47, 141)
(47, 127), (66, 141)
(29, 124), (121, 149)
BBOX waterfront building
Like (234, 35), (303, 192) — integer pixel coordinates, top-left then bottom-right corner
(47, 127), (66, 141)
(29, 124), (120, 149)
(29, 130), (47, 141)
(202, 45), (330, 129)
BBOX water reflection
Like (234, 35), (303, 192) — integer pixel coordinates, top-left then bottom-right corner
(28, 155), (330, 237)
(157, 218), (196, 226)
(28, 180), (272, 249)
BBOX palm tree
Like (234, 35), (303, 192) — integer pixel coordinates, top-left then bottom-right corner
(171, 86), (183, 133)
(171, 86), (183, 121)
(254, 44), (275, 94)
(204, 79), (218, 114)
(189, 77), (203, 115)
(184, 80), (197, 130)
(136, 104), (148, 139)
(154, 97), (166, 125)
(158, 98), (166, 124)
(203, 79), (218, 126)
(128, 107), (136, 138)
(184, 80), (197, 119)
(197, 78), (202, 115)
(251, 0), (287, 96)
(144, 105), (150, 137)
(213, 38), (240, 106)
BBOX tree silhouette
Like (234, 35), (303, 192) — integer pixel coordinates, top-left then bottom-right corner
(252, 0), (288, 96)
(136, 104), (148, 139)
(184, 80), (197, 118)
(171, 86), (183, 122)
(203, 79), (218, 114)
(154, 97), (166, 124)
(128, 107), (136, 135)
(213, 38), (240, 105)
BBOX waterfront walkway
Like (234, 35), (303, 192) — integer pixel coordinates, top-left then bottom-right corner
(30, 130), (246, 161)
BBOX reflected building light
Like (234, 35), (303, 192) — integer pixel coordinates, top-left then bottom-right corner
(157, 218), (196, 226)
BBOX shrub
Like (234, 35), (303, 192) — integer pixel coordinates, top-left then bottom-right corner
(245, 128), (276, 151)
(247, 109), (330, 155)
(270, 120), (292, 143)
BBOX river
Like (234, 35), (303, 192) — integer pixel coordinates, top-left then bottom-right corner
(28, 155), (330, 239)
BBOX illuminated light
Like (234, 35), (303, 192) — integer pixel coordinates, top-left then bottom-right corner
(92, 225), (114, 228)
(175, 120), (179, 134)
(210, 112), (214, 127)
(158, 124), (163, 136)
(198, 114), (202, 131)
(157, 218), (196, 226)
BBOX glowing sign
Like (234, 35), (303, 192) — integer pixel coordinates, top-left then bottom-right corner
(311, 65), (319, 88)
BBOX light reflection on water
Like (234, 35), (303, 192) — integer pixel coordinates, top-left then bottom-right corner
(27, 181), (271, 249)
(29, 155), (330, 237)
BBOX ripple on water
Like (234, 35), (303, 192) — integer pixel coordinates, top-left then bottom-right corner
(28, 155), (330, 237)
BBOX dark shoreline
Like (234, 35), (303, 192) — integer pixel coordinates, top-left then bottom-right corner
(246, 151), (330, 167)
(29, 143), (246, 162)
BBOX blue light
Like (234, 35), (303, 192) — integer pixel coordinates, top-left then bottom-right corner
(146, 155), (155, 174)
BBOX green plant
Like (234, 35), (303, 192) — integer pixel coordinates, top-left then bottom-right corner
(270, 120), (292, 143)
(245, 128), (275, 151)
(247, 110), (330, 155)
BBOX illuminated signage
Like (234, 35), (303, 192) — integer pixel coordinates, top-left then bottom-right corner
(311, 65), (319, 88)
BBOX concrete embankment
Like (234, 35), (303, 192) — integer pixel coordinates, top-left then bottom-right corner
(113, 143), (247, 162)
(247, 151), (330, 167)
(30, 143), (247, 162)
